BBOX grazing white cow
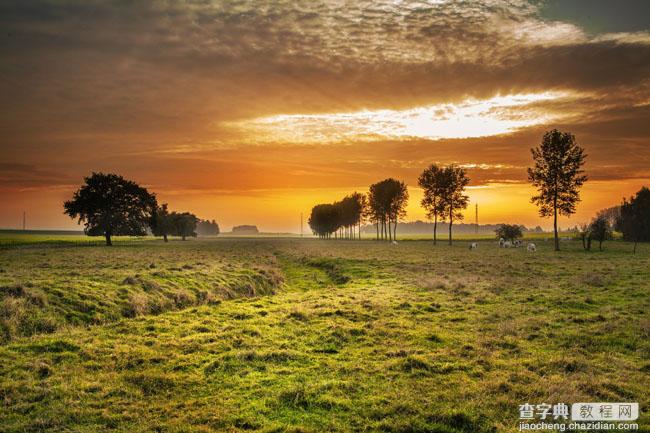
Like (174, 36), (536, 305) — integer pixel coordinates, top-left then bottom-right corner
(391, 240), (398, 245)
(469, 242), (478, 250)
(503, 241), (512, 248)
(498, 237), (505, 248)
(527, 242), (537, 252)
(513, 239), (523, 248)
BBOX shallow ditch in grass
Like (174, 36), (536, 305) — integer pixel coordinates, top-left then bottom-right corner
(276, 253), (355, 291)
(0, 264), (285, 344)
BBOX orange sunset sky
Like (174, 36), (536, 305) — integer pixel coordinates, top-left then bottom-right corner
(1, 1), (649, 232)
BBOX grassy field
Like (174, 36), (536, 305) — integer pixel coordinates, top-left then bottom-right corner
(1, 236), (648, 432)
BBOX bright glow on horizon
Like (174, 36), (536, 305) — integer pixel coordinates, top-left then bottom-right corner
(226, 92), (575, 143)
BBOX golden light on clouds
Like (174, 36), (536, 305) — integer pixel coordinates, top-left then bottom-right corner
(2, 0), (650, 231)
(227, 92), (577, 144)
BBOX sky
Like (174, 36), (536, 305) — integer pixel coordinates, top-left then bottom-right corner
(1, 0), (649, 232)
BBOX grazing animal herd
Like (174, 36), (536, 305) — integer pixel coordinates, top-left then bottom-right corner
(468, 238), (536, 252)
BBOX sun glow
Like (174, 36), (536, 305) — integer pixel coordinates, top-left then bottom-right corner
(227, 92), (576, 144)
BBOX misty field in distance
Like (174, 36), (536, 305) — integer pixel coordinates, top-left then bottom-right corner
(1, 236), (648, 432)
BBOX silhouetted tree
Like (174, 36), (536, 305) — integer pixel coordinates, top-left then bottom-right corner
(439, 165), (469, 245)
(368, 178), (408, 241)
(171, 212), (198, 240)
(152, 203), (174, 242)
(356, 193), (368, 240)
(589, 215), (611, 251)
(528, 129), (587, 251)
(616, 186), (650, 253)
(367, 183), (385, 240)
(495, 224), (523, 242)
(308, 203), (340, 238)
(63, 172), (157, 246)
(418, 164), (446, 244)
(334, 192), (366, 239)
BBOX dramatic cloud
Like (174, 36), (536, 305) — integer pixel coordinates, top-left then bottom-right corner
(0, 0), (649, 230)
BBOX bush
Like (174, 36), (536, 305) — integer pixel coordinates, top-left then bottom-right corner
(495, 224), (523, 241)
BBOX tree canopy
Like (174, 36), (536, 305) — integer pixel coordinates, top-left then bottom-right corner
(528, 129), (587, 251)
(616, 186), (650, 253)
(63, 172), (157, 245)
(172, 212), (198, 240)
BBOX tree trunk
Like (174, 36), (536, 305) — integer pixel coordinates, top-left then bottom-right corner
(393, 219), (397, 241)
(105, 232), (112, 246)
(553, 193), (560, 251)
(599, 240), (603, 251)
(448, 207), (453, 246)
(182, 235), (186, 241)
(376, 222), (379, 240)
(163, 234), (168, 243)
(433, 215), (437, 245)
(634, 241), (637, 254)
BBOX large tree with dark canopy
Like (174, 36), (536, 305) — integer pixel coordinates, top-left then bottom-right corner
(616, 186), (650, 253)
(308, 203), (340, 238)
(64, 172), (157, 246)
(528, 129), (587, 251)
(171, 212), (198, 240)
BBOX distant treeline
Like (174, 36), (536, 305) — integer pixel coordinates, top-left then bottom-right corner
(360, 221), (544, 235)
(230, 225), (259, 234)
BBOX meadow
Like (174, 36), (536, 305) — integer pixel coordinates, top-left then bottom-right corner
(1, 235), (648, 433)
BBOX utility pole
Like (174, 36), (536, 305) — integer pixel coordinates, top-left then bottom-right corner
(300, 212), (303, 237)
(22, 211), (26, 231)
(475, 203), (478, 234)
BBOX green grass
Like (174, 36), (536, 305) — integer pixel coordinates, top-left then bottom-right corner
(0, 237), (648, 432)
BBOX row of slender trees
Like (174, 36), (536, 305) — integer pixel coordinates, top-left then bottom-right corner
(368, 179), (409, 241)
(307, 128), (641, 251)
(308, 193), (366, 239)
(63, 172), (218, 245)
(309, 169), (473, 244)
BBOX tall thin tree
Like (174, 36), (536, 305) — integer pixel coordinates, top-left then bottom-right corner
(418, 164), (446, 245)
(440, 165), (469, 245)
(528, 129), (587, 251)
